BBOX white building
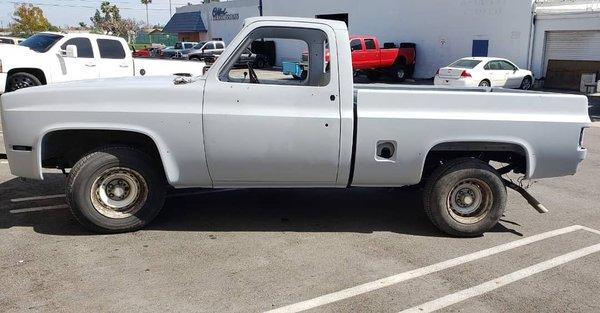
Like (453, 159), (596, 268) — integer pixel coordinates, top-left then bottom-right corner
(169, 0), (535, 79)
(165, 0), (600, 89)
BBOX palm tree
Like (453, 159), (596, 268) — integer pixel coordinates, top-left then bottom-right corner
(141, 0), (152, 27)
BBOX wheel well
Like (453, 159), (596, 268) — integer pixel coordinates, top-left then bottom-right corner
(481, 79), (491, 84)
(41, 130), (164, 172)
(395, 56), (407, 66)
(423, 142), (528, 179)
(7, 68), (47, 85)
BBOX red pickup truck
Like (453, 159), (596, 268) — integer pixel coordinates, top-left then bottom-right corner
(350, 35), (416, 81)
(299, 35), (416, 81)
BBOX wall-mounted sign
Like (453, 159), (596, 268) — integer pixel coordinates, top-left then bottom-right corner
(213, 7), (240, 21)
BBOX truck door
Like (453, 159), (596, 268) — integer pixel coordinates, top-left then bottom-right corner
(56, 37), (99, 82)
(350, 38), (366, 69)
(363, 38), (380, 68)
(203, 23), (341, 187)
(96, 38), (132, 78)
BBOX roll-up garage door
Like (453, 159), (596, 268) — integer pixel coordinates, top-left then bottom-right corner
(543, 31), (600, 90)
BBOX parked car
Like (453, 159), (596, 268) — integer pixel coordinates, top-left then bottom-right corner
(0, 36), (24, 45)
(434, 57), (534, 90)
(160, 41), (197, 59)
(187, 40), (226, 61)
(0, 32), (205, 93)
(131, 46), (151, 58)
(0, 17), (590, 237)
(300, 35), (416, 81)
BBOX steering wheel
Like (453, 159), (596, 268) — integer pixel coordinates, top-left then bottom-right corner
(247, 62), (260, 84)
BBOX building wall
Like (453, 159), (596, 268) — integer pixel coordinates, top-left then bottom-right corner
(531, 11), (600, 78)
(177, 0), (535, 78)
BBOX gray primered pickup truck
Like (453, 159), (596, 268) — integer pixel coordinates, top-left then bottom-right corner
(0, 17), (591, 236)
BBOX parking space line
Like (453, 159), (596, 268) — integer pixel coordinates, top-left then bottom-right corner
(11, 194), (65, 203)
(400, 243), (600, 313)
(9, 204), (69, 214)
(266, 225), (586, 313)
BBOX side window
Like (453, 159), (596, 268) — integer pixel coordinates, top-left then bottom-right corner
(97, 39), (126, 59)
(205, 43), (216, 50)
(500, 61), (517, 71)
(220, 26), (331, 87)
(184, 43), (194, 49)
(364, 39), (376, 50)
(216, 42), (225, 49)
(350, 39), (362, 52)
(484, 62), (491, 70)
(0, 38), (13, 44)
(488, 61), (501, 70)
(61, 38), (94, 58)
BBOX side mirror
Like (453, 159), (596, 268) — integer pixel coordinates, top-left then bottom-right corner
(64, 45), (78, 58)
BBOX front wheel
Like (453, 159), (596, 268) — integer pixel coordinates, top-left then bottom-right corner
(423, 158), (506, 237)
(7, 72), (42, 92)
(66, 147), (166, 233)
(479, 80), (491, 87)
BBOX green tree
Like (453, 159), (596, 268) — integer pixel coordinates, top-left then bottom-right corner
(141, 0), (152, 27)
(10, 4), (51, 36)
(90, 2), (142, 42)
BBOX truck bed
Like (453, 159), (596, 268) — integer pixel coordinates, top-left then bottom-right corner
(350, 84), (590, 187)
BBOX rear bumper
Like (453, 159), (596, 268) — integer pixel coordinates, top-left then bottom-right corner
(0, 73), (7, 94)
(434, 76), (478, 88)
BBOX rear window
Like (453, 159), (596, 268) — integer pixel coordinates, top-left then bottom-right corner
(97, 39), (126, 59)
(0, 38), (14, 44)
(449, 59), (482, 69)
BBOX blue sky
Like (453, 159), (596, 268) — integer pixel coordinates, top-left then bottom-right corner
(0, 0), (203, 28)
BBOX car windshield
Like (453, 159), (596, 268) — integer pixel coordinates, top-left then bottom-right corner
(448, 59), (482, 69)
(20, 33), (63, 52)
(193, 42), (207, 49)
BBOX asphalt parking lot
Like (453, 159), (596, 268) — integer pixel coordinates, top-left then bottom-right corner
(1, 102), (600, 312)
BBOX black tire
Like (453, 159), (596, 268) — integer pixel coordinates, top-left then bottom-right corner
(190, 56), (201, 62)
(366, 71), (380, 82)
(255, 58), (266, 69)
(7, 72), (42, 92)
(423, 158), (506, 237)
(66, 146), (166, 233)
(521, 76), (532, 90)
(390, 63), (406, 82)
(479, 80), (491, 87)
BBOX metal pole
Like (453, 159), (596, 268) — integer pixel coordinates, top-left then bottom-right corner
(259, 0), (263, 16)
(169, 0), (172, 17)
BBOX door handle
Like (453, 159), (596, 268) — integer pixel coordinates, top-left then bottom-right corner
(85, 63), (96, 67)
(119, 64), (130, 68)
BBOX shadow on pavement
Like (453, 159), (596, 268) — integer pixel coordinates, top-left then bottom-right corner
(0, 173), (522, 238)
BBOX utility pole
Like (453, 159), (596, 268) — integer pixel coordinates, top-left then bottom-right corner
(169, 0), (172, 17)
(259, 0), (263, 16)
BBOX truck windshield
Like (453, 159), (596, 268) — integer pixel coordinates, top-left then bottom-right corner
(449, 59), (482, 69)
(20, 33), (64, 53)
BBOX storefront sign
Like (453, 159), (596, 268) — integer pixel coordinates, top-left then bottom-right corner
(213, 7), (239, 21)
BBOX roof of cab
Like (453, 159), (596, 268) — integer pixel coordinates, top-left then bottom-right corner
(244, 16), (348, 30)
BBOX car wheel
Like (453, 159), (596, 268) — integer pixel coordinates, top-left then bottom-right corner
(423, 158), (506, 237)
(521, 77), (532, 90)
(479, 80), (491, 87)
(255, 58), (266, 69)
(190, 57), (201, 62)
(7, 72), (42, 92)
(390, 64), (406, 82)
(66, 146), (166, 233)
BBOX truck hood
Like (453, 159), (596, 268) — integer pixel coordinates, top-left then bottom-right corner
(1, 75), (206, 111)
(0, 44), (38, 59)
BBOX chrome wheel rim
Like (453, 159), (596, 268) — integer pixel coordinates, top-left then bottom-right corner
(480, 81), (490, 87)
(90, 167), (148, 219)
(396, 69), (405, 79)
(447, 178), (493, 224)
(9, 75), (36, 91)
(523, 79), (532, 90)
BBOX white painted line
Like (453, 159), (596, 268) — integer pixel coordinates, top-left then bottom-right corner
(400, 243), (600, 313)
(266, 225), (585, 313)
(11, 194), (65, 203)
(581, 225), (600, 236)
(9, 204), (69, 214)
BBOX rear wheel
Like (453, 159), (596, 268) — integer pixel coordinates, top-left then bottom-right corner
(521, 76), (532, 90)
(66, 147), (166, 233)
(423, 158), (506, 237)
(190, 57), (202, 62)
(255, 58), (266, 69)
(479, 80), (491, 87)
(7, 72), (42, 92)
(390, 64), (406, 82)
